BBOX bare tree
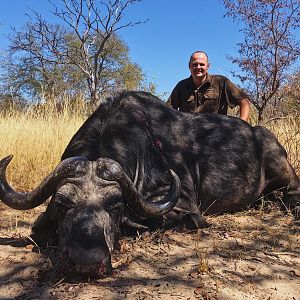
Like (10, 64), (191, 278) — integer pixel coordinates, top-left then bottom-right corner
(9, 0), (145, 104)
(281, 69), (300, 113)
(8, 19), (67, 100)
(223, 0), (300, 123)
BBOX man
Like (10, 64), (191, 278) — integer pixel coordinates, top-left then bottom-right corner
(167, 51), (250, 122)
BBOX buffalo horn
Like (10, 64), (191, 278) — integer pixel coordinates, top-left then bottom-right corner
(0, 155), (88, 210)
(121, 169), (181, 218)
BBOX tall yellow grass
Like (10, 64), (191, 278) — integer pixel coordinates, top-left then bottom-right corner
(265, 114), (300, 175)
(0, 100), (89, 191)
(0, 101), (299, 191)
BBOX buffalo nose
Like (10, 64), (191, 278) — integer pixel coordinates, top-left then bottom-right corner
(68, 239), (109, 266)
(67, 241), (112, 277)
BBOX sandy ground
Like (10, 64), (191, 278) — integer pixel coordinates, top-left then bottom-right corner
(0, 203), (299, 300)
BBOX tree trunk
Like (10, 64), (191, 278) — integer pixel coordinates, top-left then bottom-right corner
(257, 109), (264, 125)
(90, 89), (99, 105)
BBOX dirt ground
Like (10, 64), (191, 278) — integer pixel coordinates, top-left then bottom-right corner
(0, 202), (299, 300)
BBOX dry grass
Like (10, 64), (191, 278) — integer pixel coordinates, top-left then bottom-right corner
(0, 204), (298, 299)
(265, 114), (300, 173)
(0, 100), (299, 191)
(0, 101), (299, 299)
(0, 99), (89, 191)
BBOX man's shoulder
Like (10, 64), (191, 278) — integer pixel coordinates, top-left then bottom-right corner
(210, 74), (230, 83)
(210, 74), (247, 99)
(175, 76), (193, 88)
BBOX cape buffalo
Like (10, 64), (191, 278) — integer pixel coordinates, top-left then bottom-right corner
(0, 91), (299, 278)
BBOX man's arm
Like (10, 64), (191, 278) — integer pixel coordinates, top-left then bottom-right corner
(222, 76), (250, 122)
(166, 90), (180, 110)
(238, 98), (250, 122)
(166, 95), (174, 108)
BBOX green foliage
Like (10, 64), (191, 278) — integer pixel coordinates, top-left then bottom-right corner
(0, 0), (152, 104)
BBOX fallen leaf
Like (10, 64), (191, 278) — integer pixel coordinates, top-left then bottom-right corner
(194, 287), (202, 295)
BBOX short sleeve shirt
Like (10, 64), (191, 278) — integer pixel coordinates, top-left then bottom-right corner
(166, 75), (248, 114)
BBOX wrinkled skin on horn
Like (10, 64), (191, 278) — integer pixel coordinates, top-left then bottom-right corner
(0, 156), (180, 277)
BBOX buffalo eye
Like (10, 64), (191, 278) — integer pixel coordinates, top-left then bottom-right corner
(55, 193), (76, 209)
(103, 196), (123, 212)
(105, 202), (123, 213)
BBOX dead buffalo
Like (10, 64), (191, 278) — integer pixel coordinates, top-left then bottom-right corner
(0, 91), (299, 278)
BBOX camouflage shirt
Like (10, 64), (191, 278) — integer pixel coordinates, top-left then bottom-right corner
(166, 75), (248, 114)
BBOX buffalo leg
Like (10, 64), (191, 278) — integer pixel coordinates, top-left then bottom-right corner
(264, 157), (300, 218)
(284, 165), (300, 218)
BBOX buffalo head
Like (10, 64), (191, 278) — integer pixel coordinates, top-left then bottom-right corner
(0, 155), (181, 277)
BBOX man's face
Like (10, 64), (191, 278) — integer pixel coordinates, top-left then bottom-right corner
(189, 53), (210, 82)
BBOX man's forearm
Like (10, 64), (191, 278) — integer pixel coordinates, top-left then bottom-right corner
(239, 98), (250, 122)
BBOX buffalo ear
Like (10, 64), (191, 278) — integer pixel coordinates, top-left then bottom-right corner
(120, 215), (149, 236)
(182, 212), (211, 229)
(122, 218), (149, 230)
(162, 211), (210, 229)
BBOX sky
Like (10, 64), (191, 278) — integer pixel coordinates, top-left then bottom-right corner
(0, 0), (244, 100)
